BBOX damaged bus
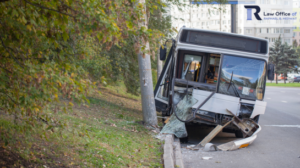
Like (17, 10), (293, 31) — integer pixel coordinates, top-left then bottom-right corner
(154, 27), (274, 141)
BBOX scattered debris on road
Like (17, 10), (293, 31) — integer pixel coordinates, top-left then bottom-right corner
(203, 143), (218, 152)
(187, 109), (261, 151)
(194, 121), (232, 149)
(202, 157), (212, 160)
(157, 92), (262, 152)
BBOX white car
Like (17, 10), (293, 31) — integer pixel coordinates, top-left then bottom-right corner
(288, 74), (299, 83)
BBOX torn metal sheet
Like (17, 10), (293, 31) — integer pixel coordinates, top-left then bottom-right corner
(159, 94), (198, 138)
(226, 109), (259, 138)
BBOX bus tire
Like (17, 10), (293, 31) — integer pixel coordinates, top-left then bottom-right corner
(235, 130), (244, 138)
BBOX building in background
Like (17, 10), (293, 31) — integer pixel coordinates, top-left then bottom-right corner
(169, 1), (245, 34)
(169, 0), (297, 46)
(243, 0), (294, 46)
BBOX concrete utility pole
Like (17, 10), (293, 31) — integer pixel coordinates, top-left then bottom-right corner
(157, 43), (163, 80)
(231, 4), (237, 33)
(137, 0), (158, 127)
(157, 10), (163, 80)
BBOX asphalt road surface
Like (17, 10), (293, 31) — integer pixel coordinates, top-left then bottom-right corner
(181, 87), (300, 168)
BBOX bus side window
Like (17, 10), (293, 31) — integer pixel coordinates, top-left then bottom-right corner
(181, 54), (202, 82)
(205, 55), (220, 84)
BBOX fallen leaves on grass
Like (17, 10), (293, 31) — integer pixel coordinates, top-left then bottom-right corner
(122, 126), (139, 133)
(110, 123), (117, 127)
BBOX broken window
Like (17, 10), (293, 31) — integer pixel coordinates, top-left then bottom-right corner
(157, 61), (172, 102)
(218, 55), (266, 100)
(181, 54), (202, 82)
(205, 55), (220, 84)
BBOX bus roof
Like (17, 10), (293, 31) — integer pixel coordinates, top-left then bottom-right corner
(175, 27), (269, 59)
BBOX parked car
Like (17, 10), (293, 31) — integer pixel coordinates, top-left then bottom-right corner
(288, 75), (300, 83)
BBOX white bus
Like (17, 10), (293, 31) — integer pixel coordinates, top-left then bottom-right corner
(154, 27), (274, 139)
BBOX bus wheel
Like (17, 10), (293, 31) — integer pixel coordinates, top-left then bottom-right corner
(235, 130), (244, 138)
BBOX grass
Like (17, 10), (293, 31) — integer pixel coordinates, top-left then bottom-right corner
(266, 82), (300, 87)
(105, 81), (141, 101)
(0, 84), (163, 168)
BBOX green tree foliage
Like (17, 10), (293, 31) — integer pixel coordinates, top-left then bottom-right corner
(0, 0), (173, 127)
(269, 35), (299, 83)
(293, 39), (298, 48)
(96, 1), (175, 95)
(294, 47), (300, 72)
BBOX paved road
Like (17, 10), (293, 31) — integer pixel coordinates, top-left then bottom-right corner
(181, 87), (300, 168)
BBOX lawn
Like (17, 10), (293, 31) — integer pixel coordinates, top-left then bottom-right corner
(266, 83), (300, 87)
(0, 84), (163, 168)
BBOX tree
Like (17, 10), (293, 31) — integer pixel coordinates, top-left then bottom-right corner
(269, 35), (299, 84)
(214, 0), (228, 31)
(193, 0), (228, 31)
(293, 46), (300, 73)
(293, 39), (298, 48)
(0, 0), (172, 128)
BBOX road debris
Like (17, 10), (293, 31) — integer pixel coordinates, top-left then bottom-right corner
(188, 109), (261, 151)
(186, 145), (196, 150)
(193, 120), (232, 149)
(203, 143), (218, 152)
(202, 157), (212, 160)
(226, 109), (259, 138)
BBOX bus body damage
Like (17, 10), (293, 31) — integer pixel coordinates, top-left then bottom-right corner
(160, 87), (263, 151)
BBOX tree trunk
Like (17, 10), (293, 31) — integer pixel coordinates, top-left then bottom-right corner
(137, 0), (158, 127)
(276, 73), (278, 84)
(284, 73), (286, 84)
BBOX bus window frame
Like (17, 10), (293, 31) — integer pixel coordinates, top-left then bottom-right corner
(216, 54), (268, 101)
(176, 50), (207, 82)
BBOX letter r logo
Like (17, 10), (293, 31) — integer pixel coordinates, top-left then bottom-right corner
(244, 6), (262, 20)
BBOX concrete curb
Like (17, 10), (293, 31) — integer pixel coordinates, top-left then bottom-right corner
(163, 134), (174, 168)
(163, 134), (184, 168)
(174, 139), (184, 168)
